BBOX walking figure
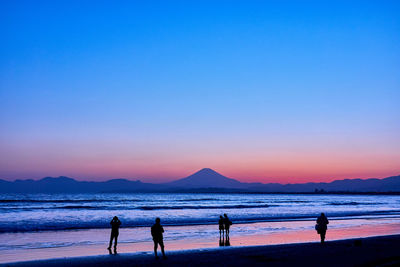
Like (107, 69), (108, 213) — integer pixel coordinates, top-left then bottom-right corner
(151, 217), (167, 259)
(223, 213), (232, 238)
(108, 216), (121, 252)
(315, 213), (329, 244)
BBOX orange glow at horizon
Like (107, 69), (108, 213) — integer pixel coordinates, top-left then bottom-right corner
(1, 135), (399, 183)
(1, 157), (399, 184)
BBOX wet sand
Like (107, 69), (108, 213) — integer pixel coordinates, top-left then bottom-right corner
(3, 234), (400, 267)
(1, 218), (400, 264)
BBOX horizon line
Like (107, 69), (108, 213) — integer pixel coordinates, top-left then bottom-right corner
(1, 168), (399, 185)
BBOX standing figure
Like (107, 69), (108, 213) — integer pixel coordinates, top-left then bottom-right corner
(316, 213), (329, 244)
(108, 216), (121, 252)
(219, 215), (225, 239)
(151, 217), (167, 259)
(223, 213), (232, 238)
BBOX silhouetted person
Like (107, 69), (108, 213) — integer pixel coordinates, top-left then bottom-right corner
(151, 217), (166, 259)
(223, 213), (232, 238)
(219, 215), (225, 238)
(316, 213), (329, 244)
(108, 216), (121, 252)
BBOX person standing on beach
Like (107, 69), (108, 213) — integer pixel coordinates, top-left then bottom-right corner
(151, 217), (167, 259)
(223, 213), (232, 238)
(316, 213), (329, 244)
(219, 215), (225, 239)
(108, 216), (121, 251)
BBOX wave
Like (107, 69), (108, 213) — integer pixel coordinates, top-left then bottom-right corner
(138, 204), (273, 210)
(274, 200), (309, 203)
(60, 205), (97, 209)
(328, 202), (381, 206)
(1, 210), (400, 233)
(244, 200), (308, 204)
(0, 199), (143, 203)
(0, 198), (219, 204)
(0, 204), (275, 211)
(180, 198), (219, 202)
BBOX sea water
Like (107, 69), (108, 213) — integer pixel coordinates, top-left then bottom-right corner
(1, 193), (400, 232)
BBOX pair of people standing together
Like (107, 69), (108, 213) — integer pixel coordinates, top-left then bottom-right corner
(219, 213), (232, 238)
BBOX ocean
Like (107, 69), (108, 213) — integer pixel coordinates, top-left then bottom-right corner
(1, 193), (400, 263)
(1, 193), (400, 233)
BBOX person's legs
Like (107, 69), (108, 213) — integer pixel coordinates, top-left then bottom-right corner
(320, 231), (326, 244)
(108, 233), (113, 249)
(153, 241), (159, 258)
(114, 234), (118, 249)
(159, 240), (166, 258)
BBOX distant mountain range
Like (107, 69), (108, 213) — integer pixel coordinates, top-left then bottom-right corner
(1, 168), (400, 193)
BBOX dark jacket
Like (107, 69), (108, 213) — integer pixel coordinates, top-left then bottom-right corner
(224, 217), (232, 229)
(151, 223), (164, 241)
(316, 215), (329, 232)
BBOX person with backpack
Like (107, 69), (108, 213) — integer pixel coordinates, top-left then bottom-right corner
(223, 213), (232, 238)
(315, 213), (329, 244)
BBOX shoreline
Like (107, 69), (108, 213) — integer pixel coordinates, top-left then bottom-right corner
(3, 234), (400, 267)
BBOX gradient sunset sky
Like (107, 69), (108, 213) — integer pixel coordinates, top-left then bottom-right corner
(1, 1), (399, 183)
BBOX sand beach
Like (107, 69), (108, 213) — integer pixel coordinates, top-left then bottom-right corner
(3, 234), (400, 267)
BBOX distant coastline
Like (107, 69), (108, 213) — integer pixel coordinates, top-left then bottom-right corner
(1, 168), (400, 193)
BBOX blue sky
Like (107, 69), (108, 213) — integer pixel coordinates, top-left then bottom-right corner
(0, 1), (399, 182)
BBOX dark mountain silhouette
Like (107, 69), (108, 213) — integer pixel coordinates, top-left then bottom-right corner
(0, 168), (399, 193)
(0, 176), (165, 193)
(165, 168), (244, 189)
(245, 175), (400, 192)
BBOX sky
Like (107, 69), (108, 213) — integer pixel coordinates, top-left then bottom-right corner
(0, 1), (399, 183)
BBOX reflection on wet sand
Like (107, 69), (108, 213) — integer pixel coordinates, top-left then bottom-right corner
(219, 235), (230, 247)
